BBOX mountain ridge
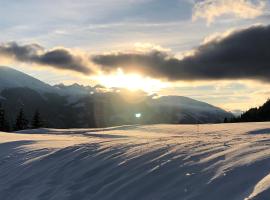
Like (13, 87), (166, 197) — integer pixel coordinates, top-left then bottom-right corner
(0, 66), (233, 128)
(0, 66), (57, 94)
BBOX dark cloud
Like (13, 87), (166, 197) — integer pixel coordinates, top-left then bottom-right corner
(0, 42), (91, 74)
(92, 24), (270, 82)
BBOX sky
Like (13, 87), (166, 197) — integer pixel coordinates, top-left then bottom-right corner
(0, 0), (270, 111)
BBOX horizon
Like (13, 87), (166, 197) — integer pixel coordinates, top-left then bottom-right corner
(0, 65), (250, 114)
(1, 0), (270, 111)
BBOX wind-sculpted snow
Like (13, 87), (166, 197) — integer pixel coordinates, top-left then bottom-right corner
(1, 123), (270, 199)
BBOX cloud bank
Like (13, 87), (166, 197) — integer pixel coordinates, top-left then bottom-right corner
(0, 42), (91, 74)
(192, 0), (266, 25)
(2, 24), (270, 83)
(92, 24), (270, 82)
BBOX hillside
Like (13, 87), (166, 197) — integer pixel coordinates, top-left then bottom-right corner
(0, 66), (57, 93)
(152, 96), (231, 123)
(1, 123), (270, 199)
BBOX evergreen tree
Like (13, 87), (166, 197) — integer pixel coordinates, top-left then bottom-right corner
(3, 120), (10, 132)
(15, 108), (28, 130)
(0, 103), (5, 131)
(31, 110), (43, 129)
(0, 103), (11, 132)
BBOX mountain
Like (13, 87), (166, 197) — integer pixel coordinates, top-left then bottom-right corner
(152, 96), (232, 123)
(54, 83), (95, 96)
(0, 66), (57, 94)
(0, 67), (93, 97)
(230, 109), (244, 117)
(0, 66), (233, 129)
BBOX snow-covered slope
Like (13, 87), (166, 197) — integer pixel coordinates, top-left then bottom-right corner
(54, 83), (94, 96)
(153, 96), (233, 123)
(1, 123), (270, 199)
(0, 66), (57, 93)
(154, 95), (212, 107)
(0, 66), (93, 97)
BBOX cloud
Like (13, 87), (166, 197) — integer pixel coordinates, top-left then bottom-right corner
(192, 0), (266, 25)
(134, 42), (171, 53)
(0, 42), (91, 74)
(92, 24), (270, 82)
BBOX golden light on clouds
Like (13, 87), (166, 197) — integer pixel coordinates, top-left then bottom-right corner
(94, 68), (170, 93)
(192, 0), (266, 25)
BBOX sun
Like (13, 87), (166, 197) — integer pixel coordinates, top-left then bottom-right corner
(94, 69), (169, 93)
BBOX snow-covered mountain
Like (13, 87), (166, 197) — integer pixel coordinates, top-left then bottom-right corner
(152, 96), (232, 123)
(54, 83), (94, 96)
(0, 66), (233, 127)
(0, 66), (57, 94)
(0, 66), (93, 96)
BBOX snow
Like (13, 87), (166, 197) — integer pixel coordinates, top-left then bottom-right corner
(1, 122), (270, 199)
(246, 173), (270, 200)
(0, 66), (56, 94)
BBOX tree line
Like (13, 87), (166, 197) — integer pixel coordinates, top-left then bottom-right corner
(224, 99), (270, 123)
(0, 103), (43, 132)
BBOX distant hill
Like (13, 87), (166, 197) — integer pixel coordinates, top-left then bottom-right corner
(0, 66), (233, 129)
(152, 96), (232, 123)
(230, 109), (244, 117)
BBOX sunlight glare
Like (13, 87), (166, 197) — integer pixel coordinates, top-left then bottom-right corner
(94, 69), (169, 93)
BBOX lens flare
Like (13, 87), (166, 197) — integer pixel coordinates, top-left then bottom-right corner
(135, 113), (142, 118)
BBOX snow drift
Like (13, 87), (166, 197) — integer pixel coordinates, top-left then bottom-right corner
(1, 123), (270, 199)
